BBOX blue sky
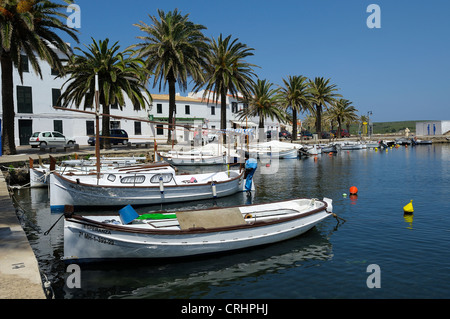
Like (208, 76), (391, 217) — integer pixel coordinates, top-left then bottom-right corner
(65, 0), (450, 122)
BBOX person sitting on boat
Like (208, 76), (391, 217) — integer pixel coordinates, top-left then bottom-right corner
(244, 153), (258, 194)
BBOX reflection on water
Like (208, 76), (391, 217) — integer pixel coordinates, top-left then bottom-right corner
(11, 144), (450, 299)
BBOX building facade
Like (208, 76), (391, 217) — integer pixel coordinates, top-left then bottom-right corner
(416, 121), (450, 136)
(0, 50), (281, 146)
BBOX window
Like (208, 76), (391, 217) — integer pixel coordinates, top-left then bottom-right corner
(107, 174), (116, 182)
(231, 102), (238, 113)
(86, 121), (94, 136)
(156, 124), (164, 135)
(150, 174), (173, 183)
(110, 121), (120, 129)
(133, 101), (140, 111)
(156, 103), (162, 114)
(20, 55), (29, 73)
(52, 89), (61, 107)
(211, 106), (215, 115)
(111, 102), (119, 110)
(134, 121), (142, 135)
(51, 68), (60, 76)
(54, 120), (63, 133)
(120, 175), (146, 184)
(17, 86), (33, 113)
(185, 105), (190, 115)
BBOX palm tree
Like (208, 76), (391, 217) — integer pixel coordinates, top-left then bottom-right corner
(196, 34), (257, 143)
(277, 75), (312, 141)
(308, 77), (341, 137)
(132, 9), (209, 143)
(328, 98), (358, 137)
(0, 0), (78, 155)
(237, 79), (286, 140)
(59, 38), (152, 149)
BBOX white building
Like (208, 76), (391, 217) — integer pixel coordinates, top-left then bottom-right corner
(416, 121), (450, 136)
(0, 48), (281, 146)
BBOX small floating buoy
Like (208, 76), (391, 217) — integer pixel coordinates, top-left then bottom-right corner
(349, 186), (358, 195)
(314, 156), (318, 162)
(266, 163), (270, 167)
(343, 193), (347, 198)
(375, 147), (378, 152)
(403, 200), (414, 214)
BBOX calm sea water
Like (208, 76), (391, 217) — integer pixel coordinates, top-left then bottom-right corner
(12, 143), (450, 299)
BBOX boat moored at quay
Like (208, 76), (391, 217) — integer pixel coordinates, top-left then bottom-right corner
(49, 162), (247, 212)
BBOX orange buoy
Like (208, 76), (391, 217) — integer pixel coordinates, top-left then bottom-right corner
(349, 186), (358, 195)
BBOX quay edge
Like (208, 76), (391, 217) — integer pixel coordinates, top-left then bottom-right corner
(0, 173), (46, 299)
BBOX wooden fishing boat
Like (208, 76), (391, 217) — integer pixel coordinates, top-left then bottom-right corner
(62, 197), (333, 261)
(49, 162), (246, 212)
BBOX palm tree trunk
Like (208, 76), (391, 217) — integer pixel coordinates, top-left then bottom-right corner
(316, 104), (322, 138)
(167, 73), (176, 144)
(292, 109), (297, 141)
(220, 87), (227, 144)
(1, 52), (17, 155)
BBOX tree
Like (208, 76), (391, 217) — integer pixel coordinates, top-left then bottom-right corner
(237, 79), (286, 140)
(328, 98), (358, 137)
(132, 9), (209, 143)
(59, 38), (151, 149)
(308, 77), (341, 137)
(0, 0), (78, 155)
(196, 34), (257, 143)
(278, 75), (312, 141)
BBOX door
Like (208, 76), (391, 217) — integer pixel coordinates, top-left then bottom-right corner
(18, 119), (33, 146)
(52, 132), (66, 145)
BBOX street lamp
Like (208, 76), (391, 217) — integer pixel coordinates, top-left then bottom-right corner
(367, 111), (373, 137)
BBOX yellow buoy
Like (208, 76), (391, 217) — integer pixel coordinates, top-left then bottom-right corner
(403, 200), (414, 214)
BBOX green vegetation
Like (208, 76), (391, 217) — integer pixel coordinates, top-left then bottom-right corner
(349, 121), (430, 135)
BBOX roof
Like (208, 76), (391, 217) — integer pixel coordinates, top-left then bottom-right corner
(151, 94), (202, 103)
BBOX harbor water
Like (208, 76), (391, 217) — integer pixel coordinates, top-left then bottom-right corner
(12, 143), (450, 299)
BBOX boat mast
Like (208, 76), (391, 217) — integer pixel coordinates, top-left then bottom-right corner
(95, 74), (101, 181)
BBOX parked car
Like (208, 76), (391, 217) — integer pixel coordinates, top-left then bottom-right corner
(299, 130), (313, 139)
(331, 129), (350, 138)
(29, 131), (76, 148)
(320, 131), (332, 139)
(88, 129), (128, 146)
(279, 130), (292, 139)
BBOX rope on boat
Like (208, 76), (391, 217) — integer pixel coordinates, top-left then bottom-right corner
(44, 213), (65, 236)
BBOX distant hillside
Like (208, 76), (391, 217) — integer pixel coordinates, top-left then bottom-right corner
(349, 120), (431, 135)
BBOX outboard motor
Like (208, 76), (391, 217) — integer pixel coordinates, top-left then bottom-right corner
(244, 157), (258, 193)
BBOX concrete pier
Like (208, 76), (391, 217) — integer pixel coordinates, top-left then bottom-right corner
(0, 173), (46, 299)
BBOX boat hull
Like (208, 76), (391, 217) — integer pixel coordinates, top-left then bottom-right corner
(30, 168), (49, 188)
(50, 170), (244, 211)
(63, 199), (332, 260)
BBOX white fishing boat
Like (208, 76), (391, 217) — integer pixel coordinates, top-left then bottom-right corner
(339, 141), (363, 150)
(158, 143), (243, 166)
(49, 162), (247, 212)
(62, 197), (333, 261)
(305, 144), (319, 155)
(29, 156), (147, 188)
(320, 144), (339, 153)
(249, 140), (299, 159)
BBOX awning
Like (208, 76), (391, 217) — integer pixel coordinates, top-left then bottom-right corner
(231, 120), (258, 128)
